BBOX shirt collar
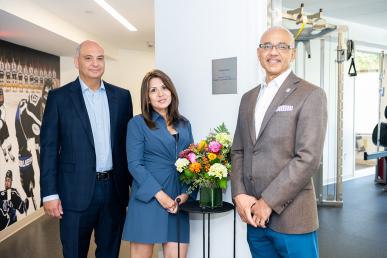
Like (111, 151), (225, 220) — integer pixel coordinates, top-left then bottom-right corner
(79, 77), (105, 93)
(261, 68), (292, 89)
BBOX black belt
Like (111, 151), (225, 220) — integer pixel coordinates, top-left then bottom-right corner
(96, 170), (113, 181)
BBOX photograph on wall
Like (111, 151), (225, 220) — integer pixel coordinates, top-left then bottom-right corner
(0, 39), (59, 231)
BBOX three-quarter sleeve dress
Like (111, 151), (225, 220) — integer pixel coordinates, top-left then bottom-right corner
(122, 113), (194, 243)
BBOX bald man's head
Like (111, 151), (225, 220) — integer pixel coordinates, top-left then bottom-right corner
(74, 40), (105, 85)
(75, 40), (104, 57)
(257, 26), (296, 82)
(260, 26), (295, 48)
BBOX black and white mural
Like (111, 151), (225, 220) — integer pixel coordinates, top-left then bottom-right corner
(0, 39), (59, 231)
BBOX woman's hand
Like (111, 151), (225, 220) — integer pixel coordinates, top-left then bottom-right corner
(175, 193), (189, 205)
(166, 193), (189, 214)
(155, 190), (176, 213)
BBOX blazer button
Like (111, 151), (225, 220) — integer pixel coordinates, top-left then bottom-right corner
(249, 176), (253, 181)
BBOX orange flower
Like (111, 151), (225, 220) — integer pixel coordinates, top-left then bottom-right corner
(207, 153), (217, 161)
(189, 162), (202, 173)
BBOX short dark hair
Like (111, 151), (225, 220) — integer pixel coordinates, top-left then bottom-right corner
(140, 69), (181, 129)
(5, 170), (12, 180)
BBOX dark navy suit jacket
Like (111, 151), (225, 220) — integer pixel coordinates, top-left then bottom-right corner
(40, 78), (133, 211)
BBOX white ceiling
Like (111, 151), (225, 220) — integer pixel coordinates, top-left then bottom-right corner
(0, 9), (78, 56)
(0, 0), (154, 57)
(283, 0), (387, 31)
(32, 0), (155, 51)
(0, 1), (386, 57)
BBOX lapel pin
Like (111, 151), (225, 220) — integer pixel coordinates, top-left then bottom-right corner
(286, 88), (291, 93)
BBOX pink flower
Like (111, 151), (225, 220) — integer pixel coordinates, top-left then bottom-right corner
(208, 141), (222, 153)
(187, 152), (197, 163)
(179, 149), (192, 158)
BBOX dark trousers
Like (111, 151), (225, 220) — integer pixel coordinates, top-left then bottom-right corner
(60, 179), (126, 258)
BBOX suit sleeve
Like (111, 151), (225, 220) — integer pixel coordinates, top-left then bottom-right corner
(231, 97), (247, 198)
(127, 90), (134, 121)
(40, 90), (60, 199)
(126, 90), (134, 186)
(261, 88), (328, 214)
(126, 118), (162, 203)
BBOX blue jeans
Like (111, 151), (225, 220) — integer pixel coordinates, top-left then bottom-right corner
(247, 225), (319, 258)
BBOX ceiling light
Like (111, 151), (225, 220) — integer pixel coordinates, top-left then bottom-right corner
(94, 0), (137, 32)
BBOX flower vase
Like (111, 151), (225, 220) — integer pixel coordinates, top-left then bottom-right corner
(199, 187), (223, 208)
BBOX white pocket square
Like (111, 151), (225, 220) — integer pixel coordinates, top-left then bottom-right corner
(276, 105), (293, 112)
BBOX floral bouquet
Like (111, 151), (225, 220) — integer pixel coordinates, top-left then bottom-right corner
(175, 123), (232, 207)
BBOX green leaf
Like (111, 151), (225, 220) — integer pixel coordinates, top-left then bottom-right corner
(219, 178), (228, 189)
(214, 122), (229, 134)
(184, 169), (194, 178)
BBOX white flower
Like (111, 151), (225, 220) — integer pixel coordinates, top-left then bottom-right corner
(208, 163), (228, 179)
(175, 158), (190, 172)
(215, 132), (232, 148)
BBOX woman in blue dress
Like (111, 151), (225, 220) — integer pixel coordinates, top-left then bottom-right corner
(122, 69), (194, 258)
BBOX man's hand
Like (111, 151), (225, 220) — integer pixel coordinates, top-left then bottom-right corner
(155, 190), (176, 213)
(43, 199), (63, 219)
(233, 194), (258, 227)
(251, 198), (272, 228)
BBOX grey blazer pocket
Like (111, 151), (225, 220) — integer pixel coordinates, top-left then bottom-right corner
(59, 162), (75, 174)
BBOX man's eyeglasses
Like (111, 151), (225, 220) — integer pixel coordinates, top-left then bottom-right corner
(258, 43), (294, 51)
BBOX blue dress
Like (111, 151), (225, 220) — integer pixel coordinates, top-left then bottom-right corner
(122, 113), (194, 243)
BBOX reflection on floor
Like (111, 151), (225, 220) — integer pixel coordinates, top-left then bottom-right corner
(318, 175), (387, 258)
(0, 175), (386, 258)
(353, 164), (375, 180)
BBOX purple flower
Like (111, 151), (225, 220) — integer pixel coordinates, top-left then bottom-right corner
(208, 141), (222, 153)
(187, 152), (197, 163)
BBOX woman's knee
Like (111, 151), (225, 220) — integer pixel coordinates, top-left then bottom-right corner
(130, 242), (154, 258)
(163, 242), (189, 258)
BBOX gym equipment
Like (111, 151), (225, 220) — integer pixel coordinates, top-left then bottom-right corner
(365, 52), (387, 185)
(282, 3), (346, 207)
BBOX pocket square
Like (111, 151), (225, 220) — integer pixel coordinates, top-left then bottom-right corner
(276, 105), (293, 112)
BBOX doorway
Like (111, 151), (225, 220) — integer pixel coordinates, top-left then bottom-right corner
(354, 50), (380, 178)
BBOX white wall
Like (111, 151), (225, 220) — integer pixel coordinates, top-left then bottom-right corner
(60, 49), (155, 115)
(155, 0), (267, 257)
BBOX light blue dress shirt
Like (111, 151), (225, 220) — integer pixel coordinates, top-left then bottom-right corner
(43, 78), (112, 202)
(80, 78), (113, 172)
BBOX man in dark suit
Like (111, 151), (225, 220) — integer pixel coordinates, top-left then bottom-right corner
(40, 40), (133, 258)
(231, 27), (327, 258)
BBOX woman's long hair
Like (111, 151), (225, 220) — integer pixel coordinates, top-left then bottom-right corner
(140, 69), (181, 129)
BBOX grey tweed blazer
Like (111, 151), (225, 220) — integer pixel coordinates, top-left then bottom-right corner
(231, 72), (327, 234)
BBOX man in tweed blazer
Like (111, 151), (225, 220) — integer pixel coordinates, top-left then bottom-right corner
(231, 26), (327, 258)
